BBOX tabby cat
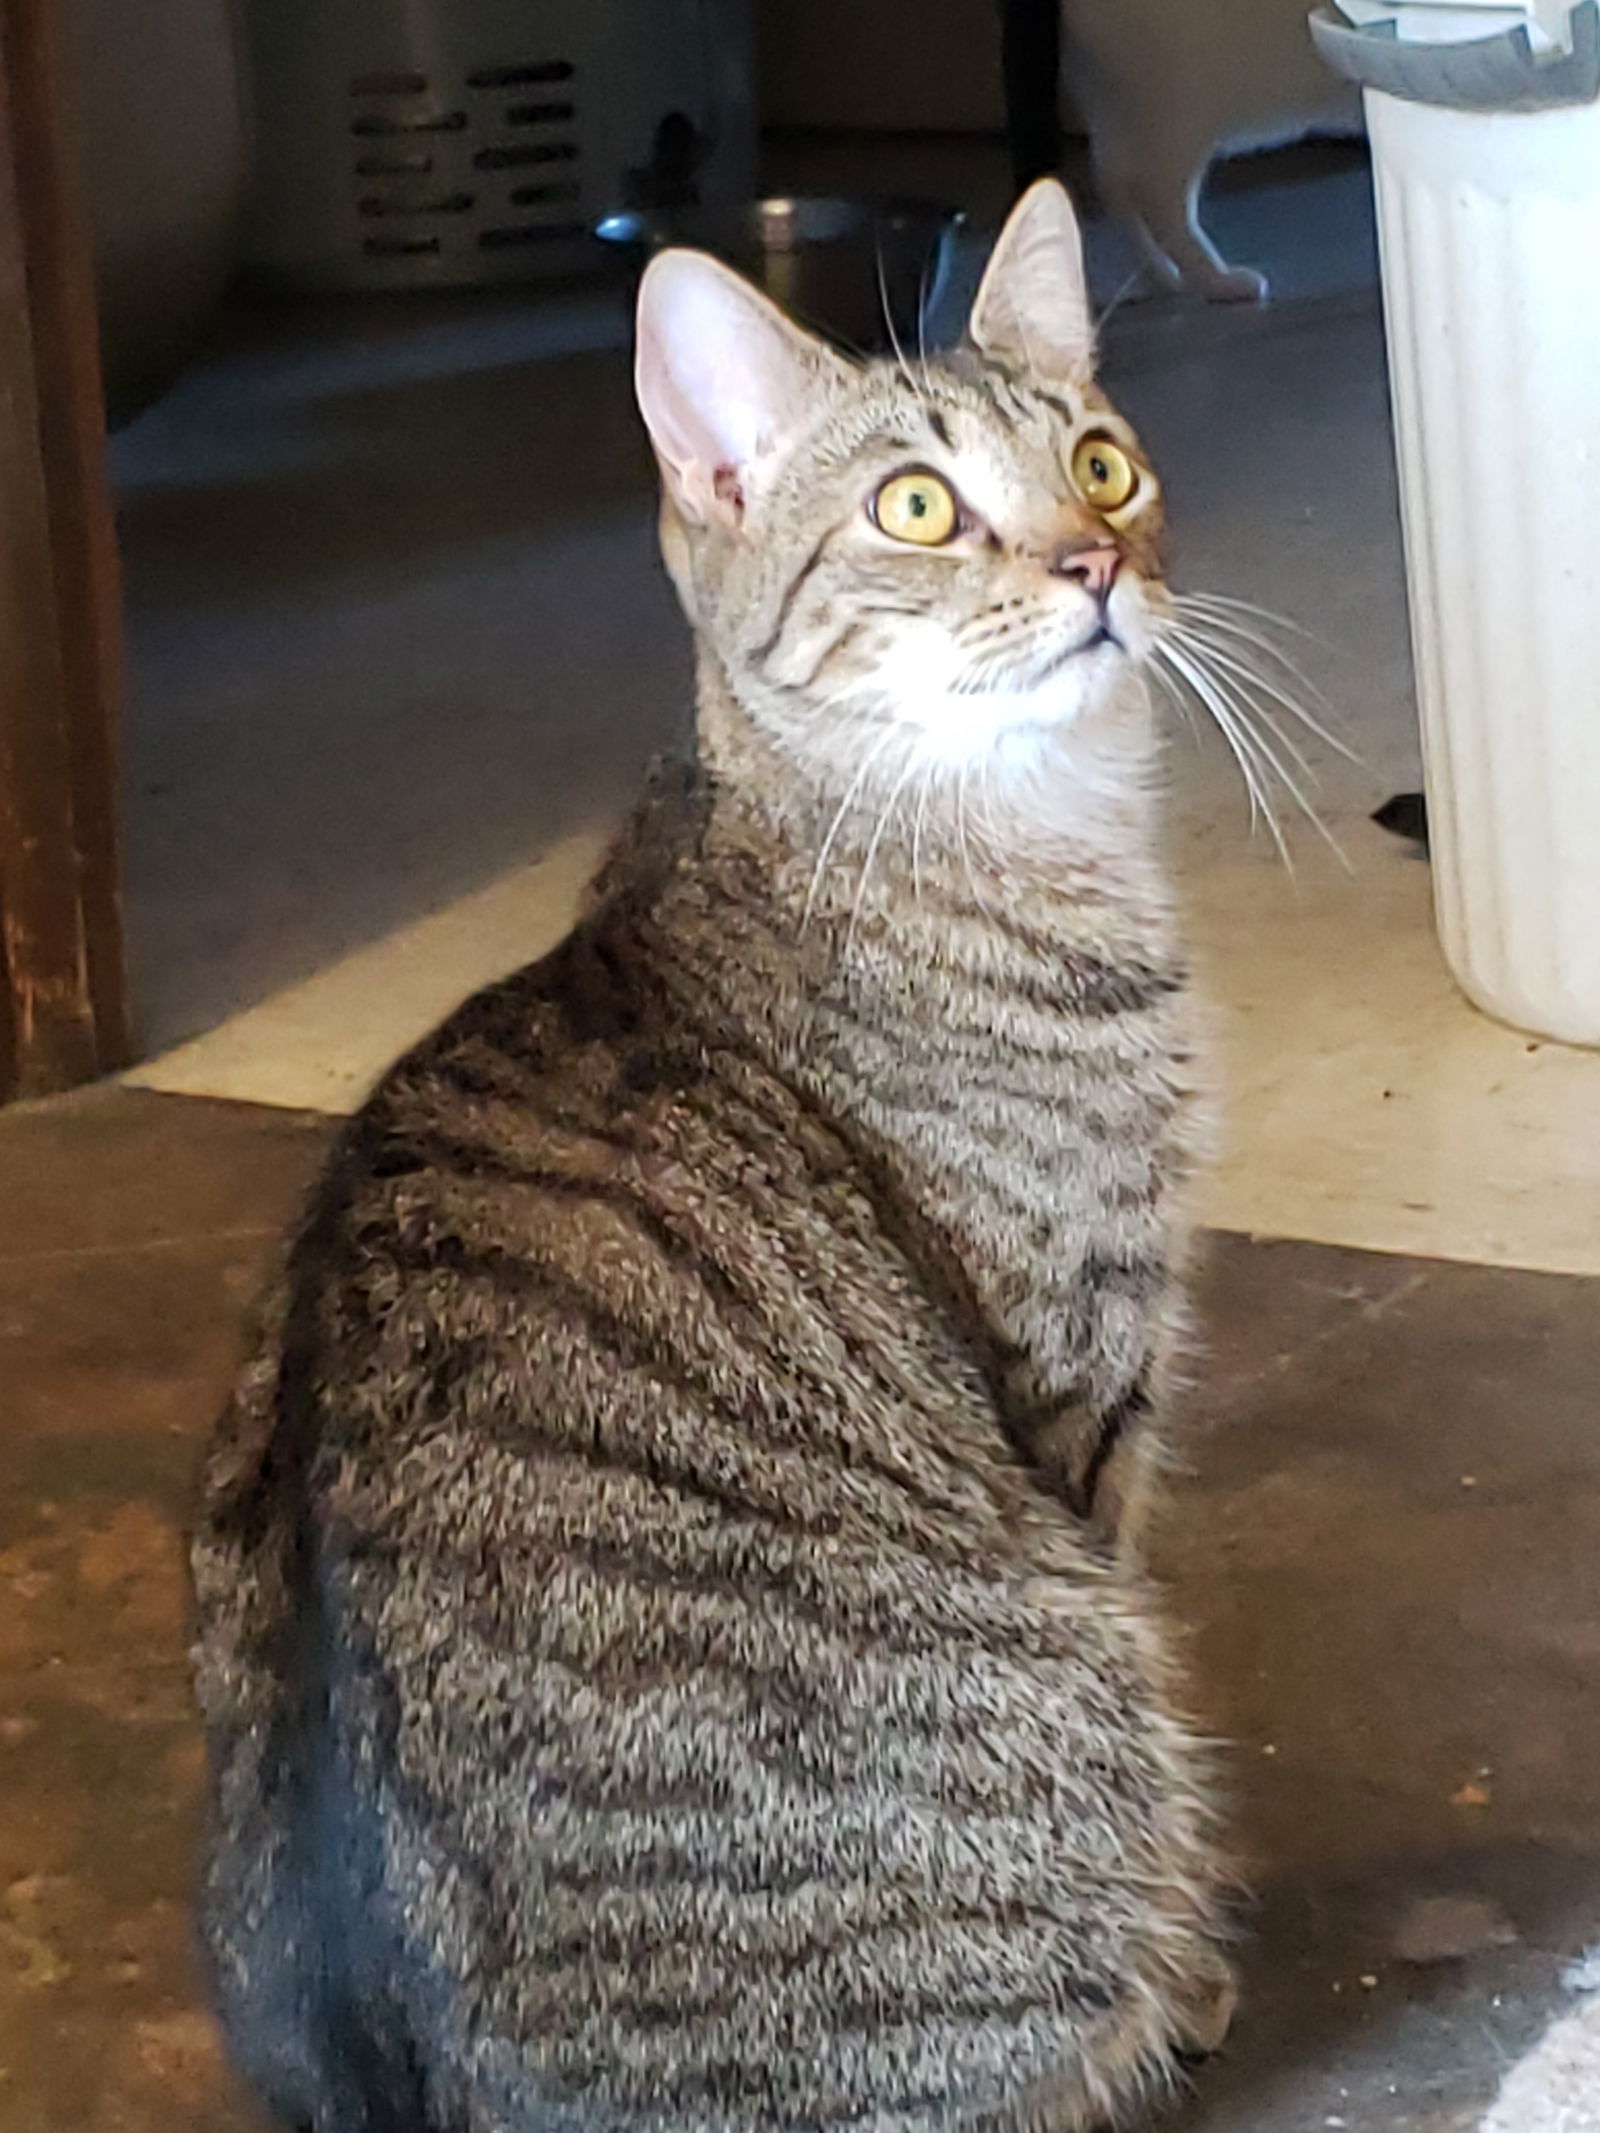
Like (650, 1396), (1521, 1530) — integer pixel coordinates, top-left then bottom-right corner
(191, 180), (1233, 2133)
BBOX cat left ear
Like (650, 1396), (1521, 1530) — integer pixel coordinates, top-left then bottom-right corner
(968, 179), (1095, 386)
(635, 249), (843, 529)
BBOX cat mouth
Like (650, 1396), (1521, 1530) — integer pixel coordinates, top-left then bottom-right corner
(1029, 622), (1126, 678)
(945, 623), (1129, 699)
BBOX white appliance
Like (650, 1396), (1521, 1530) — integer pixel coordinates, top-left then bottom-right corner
(241, 0), (755, 291)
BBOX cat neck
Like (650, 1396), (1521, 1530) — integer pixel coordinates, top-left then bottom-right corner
(714, 657), (1169, 936)
(636, 662), (1181, 1079)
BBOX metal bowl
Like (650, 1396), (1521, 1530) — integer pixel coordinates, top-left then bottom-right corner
(596, 194), (972, 355)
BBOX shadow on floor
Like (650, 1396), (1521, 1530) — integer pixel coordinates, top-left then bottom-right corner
(115, 288), (686, 1055)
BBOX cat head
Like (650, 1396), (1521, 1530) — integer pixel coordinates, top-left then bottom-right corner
(635, 181), (1169, 828)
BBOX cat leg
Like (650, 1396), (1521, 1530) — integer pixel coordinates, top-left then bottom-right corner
(1014, 1368), (1167, 1563)
(1095, 133), (1269, 304)
(1081, 1420), (1163, 1561)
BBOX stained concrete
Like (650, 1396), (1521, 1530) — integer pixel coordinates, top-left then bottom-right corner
(0, 1089), (330, 2132)
(2, 1084), (1599, 2129)
(1166, 1240), (1600, 2130)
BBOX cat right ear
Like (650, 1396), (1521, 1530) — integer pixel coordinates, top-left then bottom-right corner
(968, 179), (1095, 385)
(635, 250), (840, 529)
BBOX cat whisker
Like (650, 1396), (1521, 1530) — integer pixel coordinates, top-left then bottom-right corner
(1169, 601), (1356, 759)
(954, 757), (994, 914)
(1145, 665), (1204, 758)
(1167, 640), (1316, 825)
(910, 759), (937, 911)
(803, 721), (907, 929)
(1154, 632), (1350, 868)
(1152, 637), (1290, 865)
(958, 624), (1072, 694)
(1165, 607), (1355, 762)
(1093, 266), (1145, 336)
(1162, 625), (1320, 785)
(846, 735), (924, 949)
(953, 652), (1015, 696)
(977, 745), (1014, 864)
(1234, 718), (1341, 860)
(1171, 590), (1322, 663)
(1168, 601), (1356, 762)
(914, 245), (939, 396)
(1164, 627), (1360, 855)
(1169, 597), (1328, 707)
(1173, 588), (1325, 649)
(958, 750), (1002, 863)
(874, 237), (924, 405)
(1184, 662), (1328, 799)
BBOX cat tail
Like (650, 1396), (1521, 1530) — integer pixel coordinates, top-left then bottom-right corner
(188, 1269), (329, 2122)
(191, 1270), (436, 2133)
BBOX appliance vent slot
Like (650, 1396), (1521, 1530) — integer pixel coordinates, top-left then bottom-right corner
(362, 233), (442, 257)
(359, 192), (474, 218)
(355, 150), (434, 176)
(479, 220), (586, 250)
(351, 110), (466, 137)
(349, 70), (427, 96)
(467, 60), (573, 89)
(508, 181), (580, 208)
(473, 140), (575, 170)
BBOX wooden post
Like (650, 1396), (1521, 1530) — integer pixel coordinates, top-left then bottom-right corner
(0, 0), (128, 1102)
(997, 0), (1063, 195)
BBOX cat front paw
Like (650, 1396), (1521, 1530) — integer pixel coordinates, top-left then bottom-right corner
(1172, 1955), (1239, 2065)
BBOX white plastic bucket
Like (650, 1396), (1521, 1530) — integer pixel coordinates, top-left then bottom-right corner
(1366, 86), (1600, 1042)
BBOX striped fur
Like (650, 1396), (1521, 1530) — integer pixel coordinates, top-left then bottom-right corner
(191, 184), (1233, 2133)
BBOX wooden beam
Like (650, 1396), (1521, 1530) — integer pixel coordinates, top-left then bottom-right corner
(0, 0), (128, 1102)
(997, 0), (1063, 194)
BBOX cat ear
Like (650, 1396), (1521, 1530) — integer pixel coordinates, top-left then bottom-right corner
(635, 249), (842, 528)
(967, 179), (1095, 385)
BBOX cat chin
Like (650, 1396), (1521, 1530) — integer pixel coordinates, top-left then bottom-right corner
(842, 659), (1146, 779)
(783, 678), (1156, 850)
(899, 689), (1114, 774)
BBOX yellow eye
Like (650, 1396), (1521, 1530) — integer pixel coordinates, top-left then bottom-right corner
(872, 470), (959, 547)
(1072, 435), (1139, 514)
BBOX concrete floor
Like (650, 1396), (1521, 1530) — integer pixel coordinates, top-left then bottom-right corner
(5, 1085), (1600, 2129)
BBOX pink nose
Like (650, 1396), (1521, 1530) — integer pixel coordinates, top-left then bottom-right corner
(1050, 541), (1121, 600)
